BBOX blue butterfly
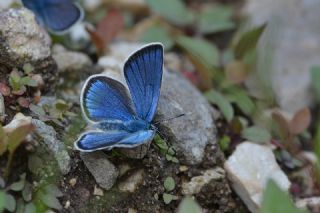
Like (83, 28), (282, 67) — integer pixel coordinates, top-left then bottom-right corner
(21, 0), (84, 33)
(75, 43), (164, 151)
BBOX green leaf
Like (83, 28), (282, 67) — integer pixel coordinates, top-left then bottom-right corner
(4, 193), (16, 212)
(176, 36), (219, 68)
(25, 202), (36, 213)
(0, 191), (5, 212)
(178, 197), (203, 213)
(9, 71), (21, 91)
(205, 90), (234, 122)
(242, 126), (271, 143)
(29, 104), (46, 117)
(198, 6), (235, 34)
(40, 193), (62, 210)
(225, 87), (256, 115)
(219, 135), (231, 151)
(23, 63), (34, 74)
(20, 77), (37, 87)
(162, 193), (178, 204)
(44, 184), (63, 197)
(145, 0), (194, 26)
(234, 24), (266, 59)
(176, 36), (219, 88)
(22, 182), (33, 202)
(311, 66), (320, 102)
(260, 180), (308, 213)
(9, 173), (26, 191)
(164, 177), (175, 191)
(139, 24), (174, 50)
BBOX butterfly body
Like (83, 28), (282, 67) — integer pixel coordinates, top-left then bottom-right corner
(21, 0), (83, 33)
(75, 43), (163, 152)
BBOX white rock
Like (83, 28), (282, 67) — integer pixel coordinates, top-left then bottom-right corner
(4, 113), (32, 132)
(52, 44), (92, 73)
(69, 22), (90, 42)
(83, 0), (103, 11)
(243, 0), (320, 113)
(224, 142), (291, 213)
(182, 167), (225, 195)
(0, 0), (18, 11)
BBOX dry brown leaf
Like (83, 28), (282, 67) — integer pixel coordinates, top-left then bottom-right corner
(272, 110), (290, 139)
(225, 60), (248, 84)
(289, 107), (311, 135)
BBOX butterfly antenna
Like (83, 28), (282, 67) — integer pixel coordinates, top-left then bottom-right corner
(154, 113), (186, 124)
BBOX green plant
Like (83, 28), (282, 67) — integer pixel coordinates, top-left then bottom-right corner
(177, 197), (203, 213)
(0, 174), (36, 213)
(260, 180), (308, 213)
(162, 176), (178, 204)
(154, 134), (179, 163)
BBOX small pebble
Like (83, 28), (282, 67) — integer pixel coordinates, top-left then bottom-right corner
(69, 178), (77, 187)
(93, 185), (104, 196)
(179, 165), (189, 172)
(64, 200), (70, 209)
(128, 208), (138, 213)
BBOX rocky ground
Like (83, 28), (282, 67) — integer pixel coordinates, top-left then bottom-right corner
(0, 0), (320, 213)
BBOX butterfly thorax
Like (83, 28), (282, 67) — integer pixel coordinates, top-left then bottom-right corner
(97, 119), (152, 133)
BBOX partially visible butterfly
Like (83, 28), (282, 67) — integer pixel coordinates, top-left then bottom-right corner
(75, 43), (164, 151)
(21, 0), (84, 33)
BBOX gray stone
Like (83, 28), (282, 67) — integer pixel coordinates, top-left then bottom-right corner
(118, 169), (144, 193)
(80, 152), (119, 190)
(156, 71), (217, 165)
(244, 0), (320, 113)
(224, 142), (291, 213)
(0, 8), (57, 90)
(52, 44), (92, 73)
(32, 119), (71, 175)
(117, 142), (151, 159)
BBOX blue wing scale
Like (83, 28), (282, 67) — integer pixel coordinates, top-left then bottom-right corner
(124, 44), (163, 123)
(21, 0), (83, 33)
(82, 75), (135, 122)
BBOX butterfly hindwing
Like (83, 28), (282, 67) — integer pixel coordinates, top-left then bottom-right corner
(75, 130), (130, 151)
(75, 129), (155, 151)
(22, 0), (83, 33)
(124, 43), (164, 123)
(81, 75), (135, 123)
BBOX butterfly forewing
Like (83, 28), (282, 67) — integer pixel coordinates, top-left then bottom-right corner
(81, 75), (135, 123)
(124, 43), (164, 123)
(22, 0), (83, 33)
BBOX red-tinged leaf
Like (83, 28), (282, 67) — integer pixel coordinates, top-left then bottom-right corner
(17, 97), (30, 108)
(88, 9), (124, 53)
(289, 107), (311, 135)
(0, 83), (11, 96)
